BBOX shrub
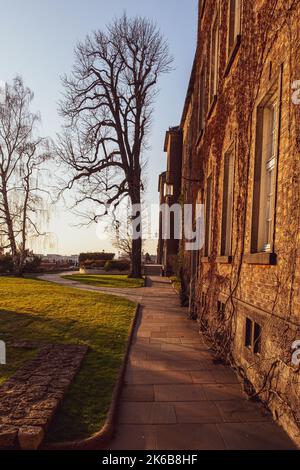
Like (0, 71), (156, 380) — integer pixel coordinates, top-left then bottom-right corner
(0, 254), (13, 273)
(79, 252), (115, 263)
(23, 255), (42, 273)
(104, 260), (130, 272)
(82, 259), (106, 269)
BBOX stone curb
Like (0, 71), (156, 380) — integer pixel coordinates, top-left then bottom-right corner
(42, 303), (141, 450)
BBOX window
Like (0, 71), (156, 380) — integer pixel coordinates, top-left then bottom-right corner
(245, 318), (262, 354)
(245, 318), (252, 347)
(199, 0), (206, 18)
(204, 175), (213, 256)
(209, 14), (219, 107)
(221, 147), (234, 256)
(217, 301), (226, 319)
(198, 63), (207, 133)
(251, 89), (279, 253)
(227, 0), (241, 58)
(253, 322), (262, 354)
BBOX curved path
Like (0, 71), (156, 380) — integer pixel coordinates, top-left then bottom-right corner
(38, 272), (296, 450)
(37, 272), (144, 303)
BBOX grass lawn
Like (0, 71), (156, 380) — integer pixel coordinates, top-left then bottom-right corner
(0, 276), (136, 442)
(62, 273), (145, 288)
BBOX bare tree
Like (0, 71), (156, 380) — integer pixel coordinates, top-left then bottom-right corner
(56, 13), (173, 277)
(0, 77), (50, 275)
(110, 197), (147, 261)
(112, 219), (133, 261)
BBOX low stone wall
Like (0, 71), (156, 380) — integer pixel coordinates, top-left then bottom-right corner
(0, 343), (88, 450)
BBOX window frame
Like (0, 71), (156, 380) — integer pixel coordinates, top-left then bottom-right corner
(244, 317), (262, 355)
(208, 11), (220, 111)
(199, 0), (206, 19)
(250, 73), (282, 257)
(204, 174), (213, 257)
(221, 143), (235, 256)
(198, 59), (207, 136)
(227, 0), (242, 59)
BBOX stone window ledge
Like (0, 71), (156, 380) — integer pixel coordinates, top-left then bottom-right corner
(243, 252), (277, 265)
(216, 255), (233, 264)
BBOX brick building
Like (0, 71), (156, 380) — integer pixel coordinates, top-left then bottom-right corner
(157, 127), (182, 275)
(161, 0), (300, 446)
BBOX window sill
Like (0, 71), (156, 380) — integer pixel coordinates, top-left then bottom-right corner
(244, 346), (261, 357)
(216, 256), (232, 264)
(243, 252), (277, 265)
(207, 95), (217, 121)
(224, 35), (241, 78)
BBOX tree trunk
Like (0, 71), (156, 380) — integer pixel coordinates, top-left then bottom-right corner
(130, 236), (142, 278)
(1, 177), (20, 275)
(129, 185), (142, 278)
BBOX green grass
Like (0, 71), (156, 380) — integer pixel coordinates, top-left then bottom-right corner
(0, 276), (136, 441)
(62, 273), (145, 288)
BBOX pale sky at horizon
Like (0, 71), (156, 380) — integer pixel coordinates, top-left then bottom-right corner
(0, 0), (198, 255)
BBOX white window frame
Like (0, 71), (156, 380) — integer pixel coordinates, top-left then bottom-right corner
(258, 95), (279, 252)
(209, 13), (219, 107)
(204, 175), (213, 256)
(198, 60), (206, 132)
(227, 0), (241, 59)
(221, 146), (235, 256)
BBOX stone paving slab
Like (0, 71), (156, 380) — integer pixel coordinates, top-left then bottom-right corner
(216, 422), (295, 450)
(0, 343), (88, 450)
(154, 384), (207, 402)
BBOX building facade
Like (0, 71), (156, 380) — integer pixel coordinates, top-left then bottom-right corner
(162, 0), (300, 446)
(157, 127), (182, 275)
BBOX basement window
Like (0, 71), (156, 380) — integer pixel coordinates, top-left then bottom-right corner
(245, 318), (262, 354)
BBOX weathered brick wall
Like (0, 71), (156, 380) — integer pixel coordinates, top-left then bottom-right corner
(180, 0), (300, 445)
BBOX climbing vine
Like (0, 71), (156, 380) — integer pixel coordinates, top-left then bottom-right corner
(181, 0), (300, 444)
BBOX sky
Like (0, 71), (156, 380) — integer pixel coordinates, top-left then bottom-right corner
(0, 0), (198, 255)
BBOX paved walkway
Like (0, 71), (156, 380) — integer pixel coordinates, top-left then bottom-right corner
(37, 272), (144, 303)
(109, 277), (296, 450)
(38, 273), (296, 450)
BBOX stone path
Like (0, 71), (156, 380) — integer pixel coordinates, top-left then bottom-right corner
(109, 277), (296, 450)
(37, 272), (296, 449)
(37, 272), (144, 303)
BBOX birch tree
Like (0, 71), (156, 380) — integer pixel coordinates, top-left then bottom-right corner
(0, 77), (50, 275)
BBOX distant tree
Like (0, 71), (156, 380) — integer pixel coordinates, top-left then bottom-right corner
(0, 77), (50, 275)
(56, 13), (173, 278)
(112, 217), (133, 261)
